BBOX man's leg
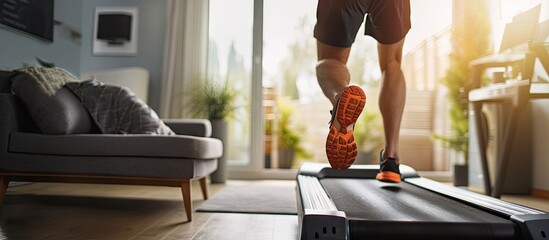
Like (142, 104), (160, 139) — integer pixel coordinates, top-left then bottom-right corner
(376, 38), (406, 182)
(316, 41), (351, 105)
(316, 41), (366, 170)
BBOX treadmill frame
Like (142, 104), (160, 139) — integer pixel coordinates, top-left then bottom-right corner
(296, 162), (549, 240)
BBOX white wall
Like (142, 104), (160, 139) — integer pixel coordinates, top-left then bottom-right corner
(80, 0), (167, 111)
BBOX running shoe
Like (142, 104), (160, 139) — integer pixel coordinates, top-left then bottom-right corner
(326, 85), (366, 169)
(376, 149), (401, 183)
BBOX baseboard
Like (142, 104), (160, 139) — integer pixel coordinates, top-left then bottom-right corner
(531, 188), (549, 199)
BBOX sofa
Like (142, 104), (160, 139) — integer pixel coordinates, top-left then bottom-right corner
(0, 69), (222, 221)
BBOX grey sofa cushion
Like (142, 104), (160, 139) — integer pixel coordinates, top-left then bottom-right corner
(2, 154), (218, 179)
(10, 71), (98, 134)
(9, 132), (223, 159)
(65, 79), (175, 135)
(0, 70), (13, 93)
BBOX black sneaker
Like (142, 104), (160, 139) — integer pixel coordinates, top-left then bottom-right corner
(375, 150), (401, 183)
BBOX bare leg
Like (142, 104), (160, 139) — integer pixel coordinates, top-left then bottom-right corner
(316, 41), (352, 106)
(317, 41), (367, 169)
(377, 38), (406, 160)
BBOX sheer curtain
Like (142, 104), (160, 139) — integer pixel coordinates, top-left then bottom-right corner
(160, 0), (209, 118)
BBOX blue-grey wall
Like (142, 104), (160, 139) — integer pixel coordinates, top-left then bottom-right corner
(0, 0), (83, 75)
(80, 0), (167, 110)
(0, 0), (167, 111)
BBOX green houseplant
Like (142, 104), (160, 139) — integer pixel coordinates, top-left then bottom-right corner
(354, 109), (384, 164)
(277, 99), (311, 169)
(188, 79), (238, 183)
(188, 79), (238, 120)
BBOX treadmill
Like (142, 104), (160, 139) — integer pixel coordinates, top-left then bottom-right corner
(296, 162), (549, 240)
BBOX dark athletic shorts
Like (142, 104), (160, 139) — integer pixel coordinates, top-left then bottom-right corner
(314, 0), (411, 47)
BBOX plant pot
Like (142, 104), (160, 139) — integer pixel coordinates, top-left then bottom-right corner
(453, 164), (469, 187)
(264, 134), (273, 168)
(210, 119), (228, 183)
(279, 148), (295, 169)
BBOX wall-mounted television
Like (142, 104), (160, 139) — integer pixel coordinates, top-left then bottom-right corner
(0, 0), (54, 42)
(97, 13), (132, 44)
(93, 7), (138, 56)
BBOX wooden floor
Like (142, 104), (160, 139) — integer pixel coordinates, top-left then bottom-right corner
(0, 181), (298, 240)
(0, 180), (547, 240)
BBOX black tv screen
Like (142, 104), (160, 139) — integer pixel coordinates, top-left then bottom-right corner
(0, 0), (54, 42)
(97, 13), (132, 43)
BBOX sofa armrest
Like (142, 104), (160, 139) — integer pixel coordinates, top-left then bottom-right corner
(163, 119), (212, 137)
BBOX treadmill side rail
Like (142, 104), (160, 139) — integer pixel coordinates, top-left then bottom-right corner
(297, 175), (338, 211)
(511, 214), (549, 240)
(297, 175), (349, 240)
(405, 177), (545, 217)
(302, 209), (348, 240)
(406, 177), (549, 240)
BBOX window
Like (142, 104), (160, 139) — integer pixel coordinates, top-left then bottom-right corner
(208, 0), (254, 167)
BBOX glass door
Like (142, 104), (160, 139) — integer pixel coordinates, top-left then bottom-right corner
(208, 0), (382, 179)
(262, 0), (320, 171)
(208, 0), (254, 169)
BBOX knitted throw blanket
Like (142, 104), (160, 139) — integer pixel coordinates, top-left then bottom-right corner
(15, 67), (78, 96)
(65, 79), (175, 135)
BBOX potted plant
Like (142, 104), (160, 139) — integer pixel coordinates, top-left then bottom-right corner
(277, 99), (311, 169)
(353, 109), (384, 164)
(188, 79), (238, 120)
(264, 117), (274, 168)
(188, 79), (238, 183)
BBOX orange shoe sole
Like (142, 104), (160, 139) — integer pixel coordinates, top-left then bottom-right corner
(326, 85), (366, 170)
(376, 171), (401, 183)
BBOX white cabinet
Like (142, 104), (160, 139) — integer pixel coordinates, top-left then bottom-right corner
(531, 99), (549, 191)
(80, 67), (149, 103)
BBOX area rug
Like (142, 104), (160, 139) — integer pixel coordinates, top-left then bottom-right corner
(196, 182), (297, 215)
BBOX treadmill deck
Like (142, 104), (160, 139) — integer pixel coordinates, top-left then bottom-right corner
(320, 178), (517, 239)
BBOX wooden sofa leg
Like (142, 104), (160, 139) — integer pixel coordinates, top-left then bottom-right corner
(0, 176), (9, 206)
(180, 180), (192, 221)
(199, 177), (208, 200)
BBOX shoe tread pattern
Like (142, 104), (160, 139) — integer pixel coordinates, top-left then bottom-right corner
(326, 86), (366, 170)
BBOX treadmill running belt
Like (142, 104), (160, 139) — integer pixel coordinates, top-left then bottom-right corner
(320, 178), (518, 239)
